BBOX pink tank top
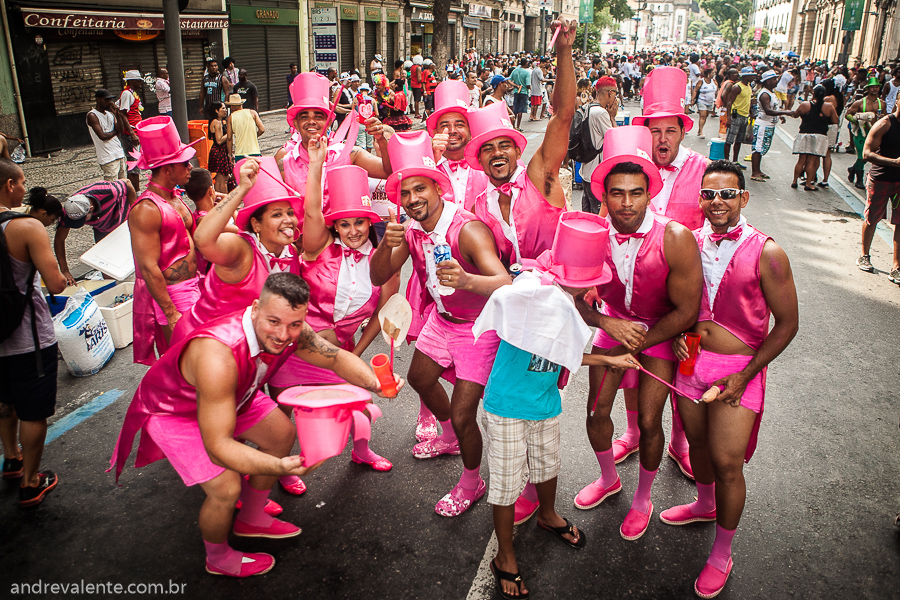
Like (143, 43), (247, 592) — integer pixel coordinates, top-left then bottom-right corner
(130, 190), (196, 366)
(471, 168), (564, 264)
(406, 206), (489, 322)
(596, 213), (674, 322)
(697, 226), (772, 351)
(437, 161), (490, 211)
(302, 241), (381, 344)
(657, 149), (707, 231)
(109, 310), (293, 483)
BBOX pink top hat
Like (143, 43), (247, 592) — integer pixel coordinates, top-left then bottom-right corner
(631, 66), (695, 132)
(426, 80), (472, 135)
(523, 212), (614, 288)
(233, 156), (304, 231)
(385, 131), (452, 202)
(590, 126), (663, 199)
(463, 101), (528, 170)
(128, 116), (201, 170)
(324, 165), (382, 226)
(286, 72), (332, 127)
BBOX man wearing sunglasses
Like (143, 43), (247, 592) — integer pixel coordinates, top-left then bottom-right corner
(662, 160), (798, 598)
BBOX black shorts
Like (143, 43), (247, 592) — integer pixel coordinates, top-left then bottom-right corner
(412, 86), (423, 102)
(0, 344), (59, 421)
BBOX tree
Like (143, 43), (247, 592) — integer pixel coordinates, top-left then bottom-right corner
(699, 0), (751, 46)
(744, 27), (770, 51)
(431, 0), (451, 80)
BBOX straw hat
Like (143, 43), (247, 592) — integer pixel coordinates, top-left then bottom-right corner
(224, 94), (245, 106)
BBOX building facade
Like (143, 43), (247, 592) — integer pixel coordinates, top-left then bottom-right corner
(751, 0), (797, 52)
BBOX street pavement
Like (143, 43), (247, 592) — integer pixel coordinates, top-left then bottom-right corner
(2, 101), (899, 600)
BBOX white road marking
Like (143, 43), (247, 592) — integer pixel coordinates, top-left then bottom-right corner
(465, 531), (499, 599)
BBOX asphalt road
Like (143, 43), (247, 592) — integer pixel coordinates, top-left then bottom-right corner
(2, 102), (899, 600)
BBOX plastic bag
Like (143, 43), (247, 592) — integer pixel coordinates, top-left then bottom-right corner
(52, 287), (114, 376)
(10, 145), (25, 164)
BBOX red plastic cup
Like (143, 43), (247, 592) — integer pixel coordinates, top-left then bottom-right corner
(679, 332), (702, 376)
(370, 353), (398, 398)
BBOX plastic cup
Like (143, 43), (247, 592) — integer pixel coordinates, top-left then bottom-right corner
(370, 353), (398, 398)
(679, 332), (702, 376)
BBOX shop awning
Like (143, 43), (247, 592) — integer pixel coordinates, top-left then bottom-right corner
(21, 8), (229, 31)
(463, 16), (480, 29)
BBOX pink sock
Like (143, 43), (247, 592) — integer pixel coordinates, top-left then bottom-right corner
(631, 465), (657, 513)
(695, 482), (716, 512)
(235, 479), (275, 527)
(204, 540), (241, 575)
(458, 467), (481, 490)
(620, 410), (640, 446)
(419, 400), (434, 419)
(595, 449), (619, 488)
(439, 419), (457, 443)
(520, 481), (538, 503)
(669, 412), (690, 456)
(708, 524), (736, 571)
(352, 437), (382, 463)
(279, 475), (301, 487)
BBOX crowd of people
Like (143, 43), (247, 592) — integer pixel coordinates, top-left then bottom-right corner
(6, 17), (900, 599)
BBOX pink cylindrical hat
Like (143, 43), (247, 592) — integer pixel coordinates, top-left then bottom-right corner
(286, 72), (332, 127)
(523, 212), (613, 288)
(128, 116), (201, 170)
(631, 66), (695, 132)
(324, 165), (382, 226)
(463, 101), (528, 170)
(385, 131), (452, 202)
(426, 80), (472, 134)
(590, 126), (663, 199)
(234, 156), (304, 231)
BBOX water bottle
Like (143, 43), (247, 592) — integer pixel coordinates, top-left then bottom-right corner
(433, 243), (454, 296)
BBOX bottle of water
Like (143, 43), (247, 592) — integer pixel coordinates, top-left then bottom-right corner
(433, 243), (455, 296)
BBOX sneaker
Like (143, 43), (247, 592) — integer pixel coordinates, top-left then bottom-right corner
(434, 479), (485, 517)
(889, 269), (900, 285)
(694, 557), (733, 598)
(415, 413), (438, 443)
(2, 456), (23, 479)
(513, 495), (540, 525)
(667, 445), (695, 480)
(279, 477), (307, 496)
(233, 518), (302, 539)
(857, 255), (875, 272)
(613, 438), (639, 463)
(620, 501), (653, 541)
(413, 436), (461, 459)
(659, 502), (716, 525)
(574, 477), (622, 510)
(206, 552), (275, 578)
(19, 471), (58, 507)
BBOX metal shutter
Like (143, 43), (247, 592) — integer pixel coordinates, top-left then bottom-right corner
(365, 21), (378, 73)
(449, 24), (456, 60)
(47, 41), (103, 116)
(228, 26), (270, 110)
(340, 19), (355, 73)
(157, 39), (205, 102)
(265, 26), (298, 111)
(385, 23), (395, 71)
(100, 41), (157, 93)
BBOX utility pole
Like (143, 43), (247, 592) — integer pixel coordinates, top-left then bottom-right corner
(163, 0), (189, 143)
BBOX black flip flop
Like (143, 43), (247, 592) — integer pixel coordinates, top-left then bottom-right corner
(537, 517), (587, 549)
(490, 559), (529, 600)
(790, 182), (798, 189)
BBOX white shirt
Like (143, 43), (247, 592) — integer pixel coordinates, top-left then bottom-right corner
(240, 307), (268, 409)
(580, 104), (614, 181)
(699, 215), (750, 309)
(608, 211), (654, 312)
(253, 233), (294, 273)
(155, 78), (171, 112)
(775, 71), (793, 94)
(756, 89), (780, 126)
(437, 156), (470, 204)
(689, 63), (701, 86)
(486, 165), (525, 263)
(87, 108), (125, 165)
(409, 201), (459, 312)
(653, 144), (690, 215)
(333, 238), (374, 321)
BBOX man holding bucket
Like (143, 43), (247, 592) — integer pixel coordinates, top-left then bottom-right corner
(110, 273), (401, 577)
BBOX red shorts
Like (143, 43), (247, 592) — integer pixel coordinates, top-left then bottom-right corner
(530, 95), (542, 106)
(864, 178), (900, 225)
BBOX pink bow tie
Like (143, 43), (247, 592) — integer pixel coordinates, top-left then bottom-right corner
(659, 164), (677, 172)
(258, 352), (278, 366)
(709, 227), (742, 243)
(614, 232), (647, 245)
(496, 181), (520, 196)
(268, 255), (294, 271)
(342, 247), (365, 262)
(446, 159), (466, 173)
(410, 228), (435, 246)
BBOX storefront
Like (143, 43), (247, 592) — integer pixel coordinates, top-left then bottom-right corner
(384, 8), (399, 69)
(228, 4), (300, 111)
(409, 6), (455, 60)
(339, 4), (358, 74)
(8, 4), (227, 151)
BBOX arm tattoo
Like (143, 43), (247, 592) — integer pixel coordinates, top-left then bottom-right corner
(213, 187), (242, 213)
(297, 324), (339, 361)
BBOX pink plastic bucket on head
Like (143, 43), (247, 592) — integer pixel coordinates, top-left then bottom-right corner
(278, 384), (374, 466)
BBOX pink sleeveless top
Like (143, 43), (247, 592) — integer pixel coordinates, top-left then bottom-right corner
(130, 190), (196, 366)
(437, 161), (490, 211)
(172, 233), (299, 344)
(655, 149), (707, 231)
(471, 168), (564, 264)
(406, 206), (489, 322)
(596, 213), (674, 323)
(697, 226), (772, 351)
(109, 310), (293, 483)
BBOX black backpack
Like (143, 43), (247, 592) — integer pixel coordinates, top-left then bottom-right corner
(568, 102), (602, 164)
(0, 211), (43, 373)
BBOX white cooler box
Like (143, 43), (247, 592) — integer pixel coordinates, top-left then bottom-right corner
(91, 282), (134, 348)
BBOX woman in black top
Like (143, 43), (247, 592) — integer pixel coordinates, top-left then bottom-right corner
(791, 84), (838, 191)
(207, 102), (233, 193)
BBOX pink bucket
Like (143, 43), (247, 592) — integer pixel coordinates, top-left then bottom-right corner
(278, 384), (381, 466)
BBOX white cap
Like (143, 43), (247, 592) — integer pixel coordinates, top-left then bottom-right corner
(123, 70), (142, 81)
(350, 74), (360, 82)
(761, 69), (778, 82)
(340, 72), (350, 81)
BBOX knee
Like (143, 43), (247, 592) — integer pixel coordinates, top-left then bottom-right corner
(637, 413), (661, 436)
(406, 368), (431, 393)
(710, 460), (744, 487)
(206, 471), (242, 505)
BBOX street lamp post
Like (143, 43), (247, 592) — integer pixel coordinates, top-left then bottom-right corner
(723, 2), (744, 49)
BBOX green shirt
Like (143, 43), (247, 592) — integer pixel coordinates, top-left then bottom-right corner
(510, 67), (530, 94)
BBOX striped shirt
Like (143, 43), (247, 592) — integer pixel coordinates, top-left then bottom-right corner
(75, 180), (130, 233)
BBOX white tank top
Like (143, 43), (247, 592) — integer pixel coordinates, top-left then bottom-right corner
(886, 81), (900, 113)
(87, 109), (125, 165)
(469, 86), (480, 107)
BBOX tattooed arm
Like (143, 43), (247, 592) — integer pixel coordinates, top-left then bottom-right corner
(129, 199), (181, 336)
(293, 323), (404, 397)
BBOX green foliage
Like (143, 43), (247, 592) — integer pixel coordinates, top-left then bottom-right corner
(573, 1), (633, 53)
(744, 27), (770, 49)
(699, 0), (751, 45)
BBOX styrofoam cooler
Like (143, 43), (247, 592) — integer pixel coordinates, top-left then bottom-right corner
(91, 282), (134, 348)
(80, 221), (135, 281)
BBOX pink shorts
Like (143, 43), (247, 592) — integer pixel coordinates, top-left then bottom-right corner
(674, 349), (765, 413)
(592, 325), (676, 389)
(152, 276), (201, 326)
(144, 391), (278, 486)
(416, 311), (500, 386)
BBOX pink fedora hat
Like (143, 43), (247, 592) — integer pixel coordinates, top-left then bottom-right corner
(590, 126), (663, 199)
(631, 66), (694, 131)
(324, 165), (382, 226)
(286, 72), (332, 127)
(128, 116), (201, 170)
(234, 156), (303, 231)
(523, 212), (613, 288)
(385, 131), (452, 202)
(426, 80), (472, 135)
(463, 100), (527, 170)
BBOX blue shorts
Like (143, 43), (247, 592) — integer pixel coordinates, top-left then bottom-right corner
(513, 93), (529, 115)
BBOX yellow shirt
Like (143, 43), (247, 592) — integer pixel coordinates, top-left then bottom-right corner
(732, 82), (751, 118)
(231, 109), (260, 157)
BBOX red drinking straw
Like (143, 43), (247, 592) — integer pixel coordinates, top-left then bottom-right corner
(324, 83), (345, 138)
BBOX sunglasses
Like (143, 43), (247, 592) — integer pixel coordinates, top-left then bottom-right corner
(699, 188), (743, 201)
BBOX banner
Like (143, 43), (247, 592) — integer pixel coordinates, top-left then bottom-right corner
(753, 27), (762, 41)
(579, 0), (595, 24)
(842, 0), (864, 31)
